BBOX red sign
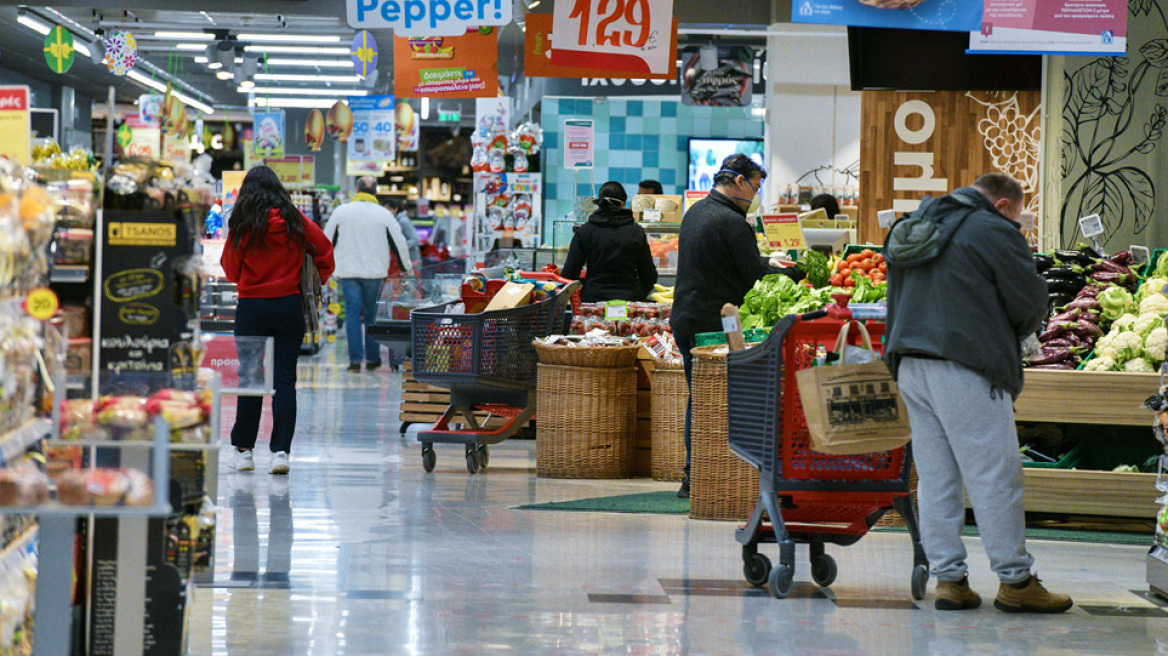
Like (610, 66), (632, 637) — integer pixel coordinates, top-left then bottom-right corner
(550, 0), (675, 76)
(393, 30), (499, 98)
(0, 89), (28, 111)
(202, 334), (242, 391)
(525, 12), (677, 79)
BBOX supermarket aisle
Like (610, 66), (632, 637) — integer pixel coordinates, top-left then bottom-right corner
(189, 344), (1168, 655)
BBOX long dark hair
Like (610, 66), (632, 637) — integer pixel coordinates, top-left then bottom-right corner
(228, 165), (308, 254)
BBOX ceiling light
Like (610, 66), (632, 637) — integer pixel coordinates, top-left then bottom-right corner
(238, 86), (367, 96)
(421, 97), (429, 119)
(216, 70), (234, 80)
(153, 31), (213, 40)
(527, 0), (541, 7)
(176, 43), (206, 51)
(239, 79), (256, 90)
(241, 53), (259, 79)
(194, 56), (208, 64)
(127, 70), (166, 93)
(127, 70), (214, 115)
(248, 97), (340, 109)
(216, 40), (236, 69)
(74, 41), (92, 58)
(238, 34), (342, 43)
(244, 45), (350, 55)
(263, 58), (353, 68)
(17, 14), (52, 36)
(90, 37), (105, 64)
(254, 73), (362, 83)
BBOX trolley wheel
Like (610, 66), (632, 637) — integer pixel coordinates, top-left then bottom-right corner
(466, 450), (479, 474)
(768, 564), (794, 599)
(744, 553), (772, 587)
(421, 445), (436, 473)
(810, 554), (837, 588)
(911, 564), (929, 601)
(478, 445), (489, 468)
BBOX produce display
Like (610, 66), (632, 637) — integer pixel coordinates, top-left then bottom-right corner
(830, 249), (887, 289)
(739, 274), (837, 330)
(650, 283), (674, 304)
(571, 302), (673, 337)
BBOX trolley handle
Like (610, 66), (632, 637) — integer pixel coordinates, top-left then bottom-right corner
(800, 310), (829, 322)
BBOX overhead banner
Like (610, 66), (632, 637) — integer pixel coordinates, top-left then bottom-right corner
(252, 110), (286, 159)
(525, 12), (678, 80)
(550, 0), (675, 76)
(0, 87), (30, 166)
(43, 26), (76, 74)
(969, 0), (1127, 55)
(793, 0), (982, 31)
(680, 45), (754, 107)
(347, 95), (397, 162)
(348, 0), (513, 36)
(393, 29), (499, 98)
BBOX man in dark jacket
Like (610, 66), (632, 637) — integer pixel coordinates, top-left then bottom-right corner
(885, 172), (1072, 614)
(670, 154), (803, 497)
(561, 181), (658, 303)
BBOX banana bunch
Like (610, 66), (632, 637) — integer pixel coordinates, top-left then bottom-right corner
(651, 283), (674, 304)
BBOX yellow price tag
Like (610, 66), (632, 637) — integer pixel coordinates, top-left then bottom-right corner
(761, 214), (806, 251)
(24, 287), (59, 321)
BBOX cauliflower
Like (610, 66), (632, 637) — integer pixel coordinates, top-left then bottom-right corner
(1112, 314), (1139, 331)
(1140, 294), (1168, 316)
(1146, 327), (1168, 363)
(1083, 355), (1117, 371)
(1139, 277), (1168, 302)
(1134, 312), (1165, 336)
(1099, 330), (1145, 362)
(1125, 358), (1156, 373)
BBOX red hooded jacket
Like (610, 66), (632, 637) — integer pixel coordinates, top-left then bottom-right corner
(221, 209), (336, 298)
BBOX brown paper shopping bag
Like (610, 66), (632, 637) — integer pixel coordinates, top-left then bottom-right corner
(795, 321), (911, 455)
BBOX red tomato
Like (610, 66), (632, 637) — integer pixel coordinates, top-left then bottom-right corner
(873, 271), (886, 281)
(846, 254), (862, 264)
(879, 262), (887, 273)
(830, 274), (843, 287)
(859, 258), (876, 272)
(844, 277), (856, 288)
(861, 248), (875, 258)
(874, 254), (884, 264)
(836, 260), (848, 272)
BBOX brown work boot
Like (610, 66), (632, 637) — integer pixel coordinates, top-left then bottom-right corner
(993, 575), (1073, 614)
(935, 574), (982, 611)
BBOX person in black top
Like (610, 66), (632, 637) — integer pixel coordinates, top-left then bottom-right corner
(561, 181), (658, 303)
(809, 193), (841, 219)
(669, 154), (804, 498)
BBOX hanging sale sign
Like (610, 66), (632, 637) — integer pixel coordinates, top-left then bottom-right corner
(563, 119), (594, 169)
(253, 110), (286, 159)
(524, 12), (678, 79)
(550, 0), (675, 76)
(347, 95), (397, 162)
(968, 0), (1127, 56)
(123, 114), (160, 159)
(0, 87), (30, 166)
(393, 29), (498, 98)
(348, 0), (513, 36)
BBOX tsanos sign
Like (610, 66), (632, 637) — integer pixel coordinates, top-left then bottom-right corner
(348, 0), (511, 37)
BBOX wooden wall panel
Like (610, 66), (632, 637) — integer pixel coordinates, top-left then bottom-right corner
(858, 90), (1041, 243)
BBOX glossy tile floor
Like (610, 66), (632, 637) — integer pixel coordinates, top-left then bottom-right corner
(189, 343), (1168, 655)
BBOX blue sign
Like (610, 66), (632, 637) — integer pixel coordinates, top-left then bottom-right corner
(347, 95), (396, 163)
(792, 0), (982, 32)
(347, 0), (512, 37)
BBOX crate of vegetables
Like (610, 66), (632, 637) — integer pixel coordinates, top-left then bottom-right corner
(830, 247), (887, 290)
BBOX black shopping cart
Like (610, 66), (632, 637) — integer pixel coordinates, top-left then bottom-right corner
(410, 281), (581, 473)
(726, 306), (928, 599)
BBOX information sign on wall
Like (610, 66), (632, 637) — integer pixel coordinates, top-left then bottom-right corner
(563, 119), (594, 169)
(792, 0), (982, 31)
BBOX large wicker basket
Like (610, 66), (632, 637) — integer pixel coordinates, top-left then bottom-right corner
(689, 347), (759, 520)
(533, 342), (641, 368)
(651, 359), (688, 481)
(536, 363), (637, 478)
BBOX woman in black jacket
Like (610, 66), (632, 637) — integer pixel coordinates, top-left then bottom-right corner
(561, 181), (658, 303)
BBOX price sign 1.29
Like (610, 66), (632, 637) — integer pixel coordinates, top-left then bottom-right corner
(552, 0), (673, 75)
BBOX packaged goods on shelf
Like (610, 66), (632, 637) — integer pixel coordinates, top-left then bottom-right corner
(0, 469), (51, 506)
(56, 468), (154, 507)
(0, 314), (42, 435)
(60, 389), (212, 443)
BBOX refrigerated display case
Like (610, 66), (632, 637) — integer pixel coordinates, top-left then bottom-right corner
(552, 220), (680, 282)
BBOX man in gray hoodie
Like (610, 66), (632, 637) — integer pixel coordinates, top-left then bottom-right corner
(885, 172), (1072, 614)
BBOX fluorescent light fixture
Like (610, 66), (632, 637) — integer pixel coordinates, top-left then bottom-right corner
(421, 97), (429, 119)
(239, 80), (256, 90)
(194, 56), (208, 64)
(216, 70), (234, 80)
(176, 43), (206, 51)
(264, 58), (352, 68)
(244, 45), (350, 55)
(238, 33), (342, 43)
(248, 97), (340, 109)
(237, 86), (366, 96)
(254, 73), (361, 83)
(74, 41), (92, 58)
(126, 69), (215, 114)
(127, 69), (166, 93)
(17, 14), (52, 36)
(153, 31), (213, 40)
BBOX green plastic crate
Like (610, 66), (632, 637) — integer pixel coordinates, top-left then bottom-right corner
(842, 244), (883, 259)
(1142, 249), (1168, 278)
(695, 328), (771, 347)
(1021, 441), (1084, 469)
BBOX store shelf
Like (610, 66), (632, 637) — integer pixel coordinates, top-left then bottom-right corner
(0, 502), (172, 517)
(49, 265), (90, 284)
(201, 319), (235, 333)
(0, 526), (38, 563)
(1014, 369), (1158, 426)
(46, 439), (220, 452)
(1020, 468), (1158, 518)
(0, 419), (51, 466)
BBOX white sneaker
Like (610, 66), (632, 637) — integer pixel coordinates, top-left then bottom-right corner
(270, 451), (290, 475)
(234, 449), (255, 472)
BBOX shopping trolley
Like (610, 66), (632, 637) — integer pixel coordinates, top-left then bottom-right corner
(726, 302), (928, 599)
(410, 280), (581, 474)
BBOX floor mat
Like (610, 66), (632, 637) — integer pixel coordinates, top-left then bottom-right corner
(516, 491), (689, 515)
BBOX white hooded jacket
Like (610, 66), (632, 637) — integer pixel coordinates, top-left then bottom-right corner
(324, 193), (413, 279)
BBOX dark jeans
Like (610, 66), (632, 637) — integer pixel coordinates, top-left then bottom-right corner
(340, 278), (383, 364)
(676, 333), (695, 475)
(232, 295), (305, 453)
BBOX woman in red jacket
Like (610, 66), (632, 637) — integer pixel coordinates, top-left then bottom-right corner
(221, 166), (335, 474)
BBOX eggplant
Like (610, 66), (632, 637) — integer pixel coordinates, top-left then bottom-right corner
(1022, 447), (1059, 463)
(1029, 363), (1078, 370)
(1045, 266), (1084, 280)
(1065, 297), (1101, 312)
(1047, 279), (1087, 295)
(1054, 249), (1095, 266)
(1076, 286), (1103, 298)
(1073, 321), (1104, 338)
(1029, 347), (1072, 365)
(1038, 324), (1066, 341)
(1062, 331), (1082, 346)
(1080, 246), (1104, 259)
(1042, 338), (1075, 349)
(1048, 309), (1082, 325)
(1077, 311), (1100, 324)
(1111, 250), (1133, 266)
(1034, 254), (1055, 273)
(1093, 259), (1132, 275)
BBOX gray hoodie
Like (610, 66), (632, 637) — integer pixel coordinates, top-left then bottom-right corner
(883, 187), (1047, 400)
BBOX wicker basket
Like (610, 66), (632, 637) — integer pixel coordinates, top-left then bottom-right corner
(533, 341), (641, 368)
(689, 347), (759, 521)
(651, 362), (688, 481)
(536, 364), (637, 478)
(875, 463), (919, 528)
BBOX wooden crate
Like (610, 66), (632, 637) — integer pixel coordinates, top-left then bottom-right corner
(1015, 370), (1157, 426)
(399, 362), (526, 431)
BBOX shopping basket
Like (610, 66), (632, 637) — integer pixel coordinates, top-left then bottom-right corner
(725, 308), (927, 599)
(411, 280), (580, 474)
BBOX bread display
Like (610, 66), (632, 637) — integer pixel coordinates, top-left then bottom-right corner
(56, 468), (153, 507)
(0, 469), (50, 506)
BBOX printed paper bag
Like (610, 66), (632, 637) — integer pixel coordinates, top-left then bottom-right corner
(795, 322), (911, 455)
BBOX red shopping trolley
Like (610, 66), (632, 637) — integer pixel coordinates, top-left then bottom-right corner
(725, 302), (928, 599)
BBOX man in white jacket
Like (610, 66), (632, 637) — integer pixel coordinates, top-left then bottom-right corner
(325, 177), (412, 372)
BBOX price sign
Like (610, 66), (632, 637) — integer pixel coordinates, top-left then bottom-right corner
(24, 287), (59, 321)
(551, 0), (674, 76)
(1132, 245), (1150, 267)
(348, 95), (396, 162)
(605, 300), (628, 321)
(1079, 213), (1104, 239)
(761, 214), (805, 252)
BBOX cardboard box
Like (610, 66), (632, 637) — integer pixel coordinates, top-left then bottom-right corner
(632, 194), (684, 223)
(484, 282), (534, 312)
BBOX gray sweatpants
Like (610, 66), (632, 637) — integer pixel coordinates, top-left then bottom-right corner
(897, 357), (1034, 584)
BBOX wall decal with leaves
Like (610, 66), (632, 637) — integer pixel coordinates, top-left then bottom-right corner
(1060, 0), (1167, 247)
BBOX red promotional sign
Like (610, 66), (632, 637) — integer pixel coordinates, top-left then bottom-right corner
(524, 12), (677, 79)
(393, 29), (499, 98)
(0, 88), (28, 111)
(550, 0), (675, 76)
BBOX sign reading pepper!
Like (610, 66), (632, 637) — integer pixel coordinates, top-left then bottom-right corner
(393, 29), (498, 98)
(348, 0), (512, 36)
(550, 0), (675, 76)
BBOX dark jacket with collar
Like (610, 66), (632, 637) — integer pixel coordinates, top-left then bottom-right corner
(884, 187), (1047, 400)
(669, 190), (803, 340)
(561, 206), (658, 303)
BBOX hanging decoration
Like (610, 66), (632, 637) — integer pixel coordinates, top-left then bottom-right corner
(326, 101), (354, 142)
(103, 30), (138, 77)
(43, 25), (76, 74)
(222, 122), (235, 149)
(305, 109), (325, 152)
(159, 83), (188, 135)
(116, 122), (132, 149)
(350, 30), (379, 77)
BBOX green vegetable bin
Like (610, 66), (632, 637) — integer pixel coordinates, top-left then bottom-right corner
(1022, 441), (1085, 469)
(1141, 248), (1167, 278)
(842, 244), (884, 258)
(695, 328), (771, 347)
